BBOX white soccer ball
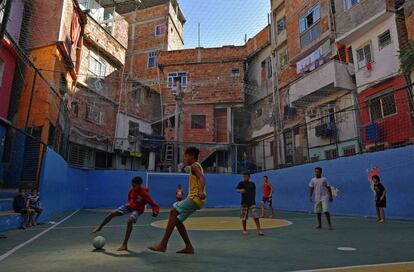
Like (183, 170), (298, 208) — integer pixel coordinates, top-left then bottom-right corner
(93, 236), (106, 250)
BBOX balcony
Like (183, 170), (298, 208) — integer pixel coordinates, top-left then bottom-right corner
(289, 60), (356, 106)
(83, 12), (128, 66)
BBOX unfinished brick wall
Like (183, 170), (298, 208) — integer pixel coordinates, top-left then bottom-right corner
(158, 47), (246, 115)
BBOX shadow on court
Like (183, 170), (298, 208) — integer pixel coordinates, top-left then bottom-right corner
(1, 209), (414, 272)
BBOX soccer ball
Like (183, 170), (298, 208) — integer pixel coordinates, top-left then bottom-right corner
(93, 236), (106, 250)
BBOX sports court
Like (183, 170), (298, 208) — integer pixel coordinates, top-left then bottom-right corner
(1, 208), (414, 272)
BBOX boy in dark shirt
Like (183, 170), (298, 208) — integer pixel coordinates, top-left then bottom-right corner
(13, 189), (32, 229)
(372, 175), (386, 223)
(236, 172), (264, 236)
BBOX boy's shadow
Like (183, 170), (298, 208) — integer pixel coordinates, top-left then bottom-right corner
(92, 248), (149, 258)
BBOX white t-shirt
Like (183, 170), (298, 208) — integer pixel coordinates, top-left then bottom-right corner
(309, 177), (330, 203)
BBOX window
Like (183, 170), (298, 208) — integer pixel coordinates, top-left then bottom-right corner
(60, 73), (67, 95)
(231, 68), (240, 77)
(191, 115), (206, 129)
(278, 48), (288, 69)
(148, 51), (157, 68)
(131, 84), (142, 103)
(369, 93), (397, 121)
(321, 106), (335, 124)
(356, 43), (373, 69)
(325, 149), (338, 160)
(299, 4), (320, 33)
(266, 57), (272, 78)
(347, 46), (354, 64)
(343, 0), (360, 10)
(89, 55), (106, 77)
(300, 22), (321, 48)
(168, 72), (188, 88)
(85, 103), (103, 125)
(0, 59), (4, 87)
(378, 30), (392, 50)
(95, 151), (112, 169)
(256, 108), (263, 117)
(343, 146), (356, 157)
(128, 121), (140, 137)
(277, 17), (286, 35)
(121, 156), (127, 165)
(155, 24), (166, 36)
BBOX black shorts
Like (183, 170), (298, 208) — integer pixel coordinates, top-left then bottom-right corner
(16, 208), (29, 215)
(376, 199), (386, 208)
(262, 197), (272, 205)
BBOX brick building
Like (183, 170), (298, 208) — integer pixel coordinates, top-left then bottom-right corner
(67, 0), (129, 169)
(15, 0), (84, 151)
(157, 45), (246, 172)
(238, 25), (276, 172)
(270, 0), (359, 165)
(0, 0), (24, 120)
(334, 0), (414, 150)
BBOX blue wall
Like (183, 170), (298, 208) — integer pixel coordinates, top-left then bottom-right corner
(255, 145), (414, 220)
(35, 146), (414, 222)
(38, 149), (88, 220)
(83, 172), (242, 209)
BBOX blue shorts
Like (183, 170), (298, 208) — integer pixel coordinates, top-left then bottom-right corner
(173, 199), (199, 222)
(115, 205), (142, 223)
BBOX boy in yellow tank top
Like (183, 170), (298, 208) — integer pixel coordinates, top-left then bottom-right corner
(149, 147), (206, 254)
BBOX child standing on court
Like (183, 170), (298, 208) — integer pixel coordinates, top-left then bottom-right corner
(149, 147), (206, 254)
(236, 172), (264, 236)
(92, 176), (160, 251)
(260, 176), (274, 218)
(371, 175), (386, 223)
(309, 167), (333, 230)
(176, 184), (184, 202)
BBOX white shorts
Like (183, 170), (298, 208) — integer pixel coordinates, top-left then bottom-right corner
(314, 200), (329, 213)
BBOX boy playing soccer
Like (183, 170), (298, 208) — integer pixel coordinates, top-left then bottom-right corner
(309, 167), (333, 230)
(236, 172), (264, 236)
(92, 176), (160, 251)
(260, 176), (274, 218)
(149, 147), (206, 254)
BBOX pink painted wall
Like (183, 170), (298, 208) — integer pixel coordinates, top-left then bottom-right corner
(0, 46), (17, 119)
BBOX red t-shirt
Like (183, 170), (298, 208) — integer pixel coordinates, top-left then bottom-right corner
(263, 182), (272, 198)
(127, 187), (160, 214)
(176, 189), (184, 199)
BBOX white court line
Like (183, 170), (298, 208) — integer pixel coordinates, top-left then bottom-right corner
(0, 209), (80, 262)
(290, 261), (414, 272)
(24, 224), (150, 231)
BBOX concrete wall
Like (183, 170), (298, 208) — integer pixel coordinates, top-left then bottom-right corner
(38, 148), (88, 220)
(349, 14), (401, 93)
(35, 145), (414, 222)
(334, 0), (386, 36)
(257, 144), (414, 220)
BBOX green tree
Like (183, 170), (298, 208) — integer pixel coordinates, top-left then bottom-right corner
(399, 41), (414, 75)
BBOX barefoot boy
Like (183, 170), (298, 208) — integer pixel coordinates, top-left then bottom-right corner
(236, 172), (264, 236)
(149, 147), (206, 254)
(309, 167), (333, 230)
(92, 176), (160, 251)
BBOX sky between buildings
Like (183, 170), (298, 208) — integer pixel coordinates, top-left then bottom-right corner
(178, 0), (271, 49)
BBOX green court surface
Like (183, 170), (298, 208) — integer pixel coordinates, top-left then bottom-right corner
(1, 209), (414, 272)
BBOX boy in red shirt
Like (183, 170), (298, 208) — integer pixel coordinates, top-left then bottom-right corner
(260, 176), (274, 218)
(92, 176), (160, 251)
(176, 184), (184, 201)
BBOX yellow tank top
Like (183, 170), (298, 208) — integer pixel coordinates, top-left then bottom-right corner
(188, 162), (206, 208)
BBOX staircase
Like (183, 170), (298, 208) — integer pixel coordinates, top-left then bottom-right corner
(0, 189), (23, 231)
